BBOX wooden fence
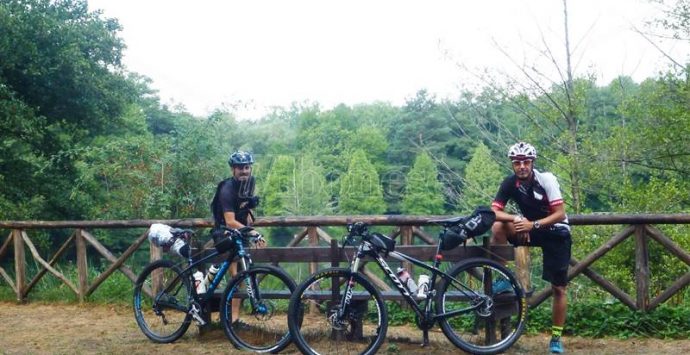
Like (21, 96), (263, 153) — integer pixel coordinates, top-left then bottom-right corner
(2, 213), (690, 312)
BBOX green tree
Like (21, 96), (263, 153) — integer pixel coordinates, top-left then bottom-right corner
(0, 0), (140, 220)
(262, 155), (296, 216)
(401, 152), (445, 215)
(338, 150), (386, 214)
(72, 135), (170, 220)
(388, 90), (464, 172)
(460, 143), (504, 213)
(344, 125), (388, 175)
(285, 155), (332, 216)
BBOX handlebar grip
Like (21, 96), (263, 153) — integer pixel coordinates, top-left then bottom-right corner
(347, 222), (368, 236)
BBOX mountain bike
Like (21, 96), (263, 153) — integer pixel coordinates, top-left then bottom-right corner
(287, 212), (527, 355)
(133, 226), (296, 353)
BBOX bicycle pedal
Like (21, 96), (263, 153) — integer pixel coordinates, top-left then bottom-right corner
(191, 312), (207, 326)
(189, 304), (207, 326)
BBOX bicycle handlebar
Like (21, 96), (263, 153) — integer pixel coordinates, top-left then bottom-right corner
(218, 226), (264, 245)
(343, 222), (373, 248)
(170, 228), (194, 241)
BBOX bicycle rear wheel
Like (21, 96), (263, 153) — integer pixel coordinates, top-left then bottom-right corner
(133, 259), (192, 343)
(287, 268), (387, 355)
(220, 265), (296, 353)
(436, 258), (527, 355)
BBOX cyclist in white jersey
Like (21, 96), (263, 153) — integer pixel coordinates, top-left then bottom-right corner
(490, 142), (571, 354)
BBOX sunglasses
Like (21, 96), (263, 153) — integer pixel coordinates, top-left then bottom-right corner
(234, 165), (252, 171)
(511, 160), (533, 167)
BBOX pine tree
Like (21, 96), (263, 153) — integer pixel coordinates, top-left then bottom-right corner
(262, 155), (296, 216)
(460, 143), (504, 213)
(338, 150), (386, 214)
(285, 155), (332, 215)
(401, 152), (445, 215)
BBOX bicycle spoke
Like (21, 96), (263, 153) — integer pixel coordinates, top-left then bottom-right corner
(133, 260), (192, 343)
(221, 266), (295, 353)
(437, 258), (527, 354)
(289, 268), (386, 355)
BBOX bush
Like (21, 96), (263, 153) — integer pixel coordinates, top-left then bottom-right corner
(526, 301), (690, 338)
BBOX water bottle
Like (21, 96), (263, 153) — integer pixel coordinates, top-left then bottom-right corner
(397, 267), (418, 293)
(193, 270), (206, 294)
(204, 264), (220, 288)
(417, 274), (430, 299)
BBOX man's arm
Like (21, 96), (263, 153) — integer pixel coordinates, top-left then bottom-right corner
(223, 210), (265, 247)
(491, 177), (518, 222)
(223, 211), (245, 229)
(492, 206), (520, 222)
(522, 204), (566, 229)
(513, 204), (566, 233)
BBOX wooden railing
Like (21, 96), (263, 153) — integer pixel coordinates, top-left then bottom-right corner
(2, 214), (690, 312)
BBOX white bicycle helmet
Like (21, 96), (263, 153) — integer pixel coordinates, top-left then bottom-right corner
(508, 142), (537, 160)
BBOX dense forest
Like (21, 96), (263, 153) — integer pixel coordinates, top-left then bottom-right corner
(3, 0), (689, 221)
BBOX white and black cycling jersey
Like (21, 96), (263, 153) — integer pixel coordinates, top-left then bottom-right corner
(492, 169), (570, 229)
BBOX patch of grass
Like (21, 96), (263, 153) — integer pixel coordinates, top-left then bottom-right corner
(89, 271), (133, 305)
(0, 285), (15, 301)
(386, 342), (400, 353)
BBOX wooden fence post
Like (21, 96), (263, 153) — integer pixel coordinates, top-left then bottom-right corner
(400, 226), (413, 273)
(515, 247), (531, 292)
(635, 225), (650, 311)
(150, 239), (162, 263)
(330, 239), (339, 268)
(75, 229), (88, 302)
(13, 229), (26, 303)
(308, 227), (318, 274)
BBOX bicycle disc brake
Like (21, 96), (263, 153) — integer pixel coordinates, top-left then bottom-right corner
(252, 300), (276, 321)
(327, 306), (349, 331)
(474, 295), (494, 318)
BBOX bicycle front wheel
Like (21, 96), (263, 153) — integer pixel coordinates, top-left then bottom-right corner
(436, 258), (527, 355)
(220, 265), (296, 353)
(133, 259), (192, 343)
(287, 268), (387, 355)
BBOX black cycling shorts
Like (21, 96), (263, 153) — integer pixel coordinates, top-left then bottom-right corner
(508, 227), (572, 287)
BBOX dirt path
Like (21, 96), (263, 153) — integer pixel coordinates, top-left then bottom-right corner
(1, 302), (689, 354)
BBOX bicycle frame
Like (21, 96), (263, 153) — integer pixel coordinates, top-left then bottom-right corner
(344, 239), (488, 324)
(155, 234), (255, 312)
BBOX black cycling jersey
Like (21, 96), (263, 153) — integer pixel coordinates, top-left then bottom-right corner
(211, 176), (256, 227)
(492, 169), (569, 227)
(493, 168), (572, 286)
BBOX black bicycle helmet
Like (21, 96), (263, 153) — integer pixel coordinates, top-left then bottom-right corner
(228, 151), (254, 166)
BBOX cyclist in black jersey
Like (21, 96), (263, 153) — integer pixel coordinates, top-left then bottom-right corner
(211, 150), (265, 327)
(490, 142), (571, 354)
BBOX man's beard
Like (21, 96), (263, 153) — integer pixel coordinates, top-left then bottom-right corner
(516, 169), (532, 182)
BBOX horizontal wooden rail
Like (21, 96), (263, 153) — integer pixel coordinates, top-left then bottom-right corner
(3, 213), (690, 229)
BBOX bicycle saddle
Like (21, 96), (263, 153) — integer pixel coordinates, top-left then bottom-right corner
(430, 216), (466, 226)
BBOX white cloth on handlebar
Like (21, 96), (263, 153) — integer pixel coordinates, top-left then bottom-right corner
(148, 223), (174, 248)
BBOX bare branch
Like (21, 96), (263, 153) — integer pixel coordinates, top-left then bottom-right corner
(632, 25), (686, 70)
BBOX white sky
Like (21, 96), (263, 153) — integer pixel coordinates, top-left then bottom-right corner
(88, 0), (689, 118)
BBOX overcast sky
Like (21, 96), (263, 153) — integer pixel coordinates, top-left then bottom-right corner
(88, 0), (689, 118)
